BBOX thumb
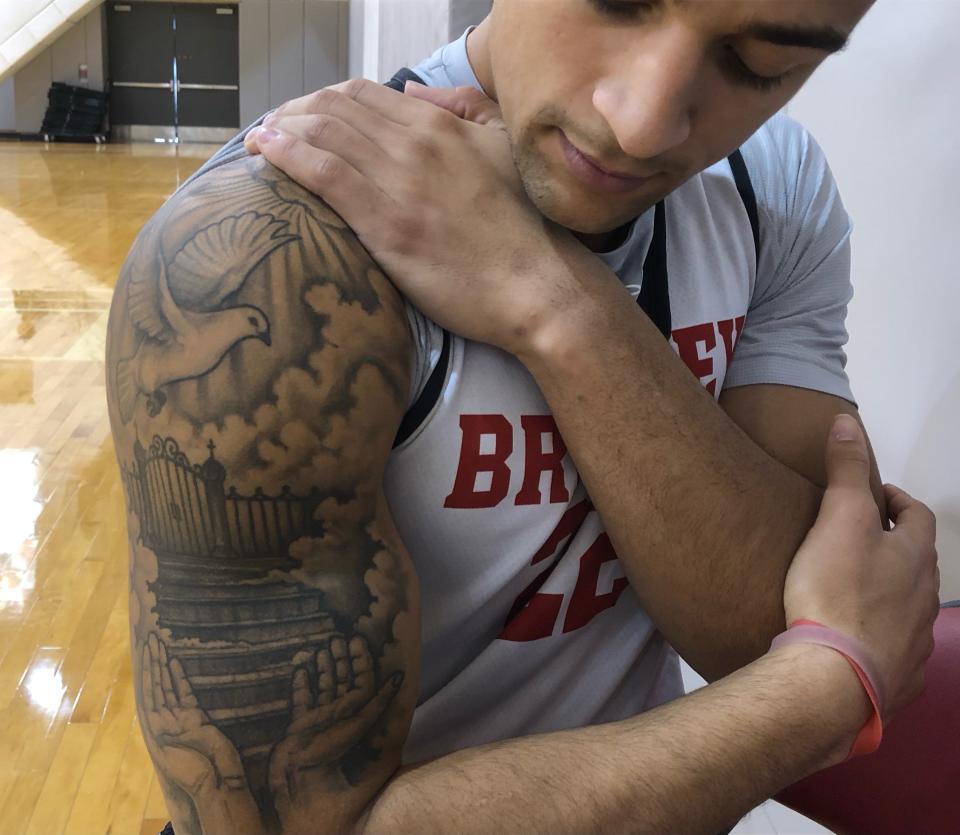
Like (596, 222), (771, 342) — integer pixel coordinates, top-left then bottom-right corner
(404, 81), (505, 127)
(824, 413), (871, 491)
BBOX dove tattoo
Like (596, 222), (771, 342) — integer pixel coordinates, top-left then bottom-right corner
(115, 212), (299, 423)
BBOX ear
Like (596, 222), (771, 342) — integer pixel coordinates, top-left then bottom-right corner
(403, 82), (505, 129)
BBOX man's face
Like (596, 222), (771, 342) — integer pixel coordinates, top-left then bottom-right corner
(483, 0), (872, 236)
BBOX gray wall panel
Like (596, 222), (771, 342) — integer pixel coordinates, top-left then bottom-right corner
(303, 0), (342, 93)
(378, 0), (448, 83)
(269, 0), (305, 108)
(14, 51), (52, 133)
(0, 78), (14, 131)
(348, 0), (364, 79)
(239, 0), (271, 125)
(86, 5), (106, 90)
(50, 21), (85, 85)
(448, 0), (490, 41)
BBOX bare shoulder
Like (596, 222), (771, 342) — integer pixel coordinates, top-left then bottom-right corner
(106, 154), (418, 833)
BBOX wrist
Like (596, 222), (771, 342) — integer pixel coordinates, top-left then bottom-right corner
(513, 234), (630, 368)
(769, 642), (872, 768)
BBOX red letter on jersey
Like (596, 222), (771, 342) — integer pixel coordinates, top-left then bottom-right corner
(515, 415), (570, 506)
(562, 533), (629, 633)
(672, 322), (718, 395)
(500, 499), (592, 642)
(444, 414), (513, 509)
(717, 315), (746, 366)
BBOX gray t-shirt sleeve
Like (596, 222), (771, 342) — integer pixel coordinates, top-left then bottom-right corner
(725, 112), (856, 405)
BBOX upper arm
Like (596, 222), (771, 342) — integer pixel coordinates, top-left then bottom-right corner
(106, 154), (419, 834)
(720, 118), (887, 516)
(719, 383), (887, 518)
(726, 114), (855, 404)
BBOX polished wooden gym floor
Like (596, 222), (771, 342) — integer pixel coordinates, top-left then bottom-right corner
(0, 139), (216, 835)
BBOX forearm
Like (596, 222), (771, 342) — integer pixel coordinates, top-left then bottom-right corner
(515, 236), (822, 680)
(363, 644), (868, 835)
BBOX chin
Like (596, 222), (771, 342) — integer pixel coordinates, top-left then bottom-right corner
(521, 180), (651, 235)
(513, 146), (662, 234)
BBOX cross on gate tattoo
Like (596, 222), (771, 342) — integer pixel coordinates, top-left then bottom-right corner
(106, 155), (415, 833)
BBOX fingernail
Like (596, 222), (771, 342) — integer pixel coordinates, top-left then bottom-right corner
(404, 80), (425, 91)
(258, 127), (281, 143)
(833, 413), (859, 441)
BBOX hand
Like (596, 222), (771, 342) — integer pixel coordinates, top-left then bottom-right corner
(783, 414), (940, 721)
(244, 78), (572, 353)
(269, 633), (402, 801)
(141, 633), (249, 797)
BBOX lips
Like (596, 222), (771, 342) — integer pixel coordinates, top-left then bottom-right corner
(578, 149), (643, 180)
(557, 130), (654, 194)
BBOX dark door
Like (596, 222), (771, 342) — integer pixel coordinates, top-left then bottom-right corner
(108, 2), (176, 128)
(107, 2), (239, 141)
(175, 4), (240, 131)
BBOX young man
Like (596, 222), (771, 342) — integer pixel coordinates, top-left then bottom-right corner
(106, 1), (942, 832)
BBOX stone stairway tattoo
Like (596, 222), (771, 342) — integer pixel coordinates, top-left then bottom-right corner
(122, 434), (341, 786)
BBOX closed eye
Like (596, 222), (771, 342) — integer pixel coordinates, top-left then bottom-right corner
(720, 46), (789, 92)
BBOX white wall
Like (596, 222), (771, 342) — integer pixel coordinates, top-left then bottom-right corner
(12, 3), (105, 133)
(350, 0), (490, 84)
(0, 0), (103, 83)
(789, 0), (960, 602)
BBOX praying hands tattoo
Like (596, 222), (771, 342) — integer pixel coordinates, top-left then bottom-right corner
(108, 153), (416, 833)
(140, 631), (402, 827)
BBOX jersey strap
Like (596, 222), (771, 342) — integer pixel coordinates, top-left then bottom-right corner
(636, 200), (670, 338)
(727, 149), (760, 268)
(384, 66), (426, 93)
(384, 68), (455, 449)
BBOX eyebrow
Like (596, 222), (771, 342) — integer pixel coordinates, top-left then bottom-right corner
(737, 22), (849, 54)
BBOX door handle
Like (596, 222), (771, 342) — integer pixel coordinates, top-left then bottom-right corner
(112, 81), (174, 89)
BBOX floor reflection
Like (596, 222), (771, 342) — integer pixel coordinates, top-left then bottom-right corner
(0, 449), (41, 611)
(22, 656), (66, 717)
(0, 140), (217, 834)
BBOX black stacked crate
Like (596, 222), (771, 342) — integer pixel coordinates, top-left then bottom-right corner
(39, 82), (109, 143)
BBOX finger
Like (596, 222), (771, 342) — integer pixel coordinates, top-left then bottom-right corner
(291, 667), (313, 721)
(244, 127), (263, 156)
(349, 635), (375, 701)
(157, 640), (178, 708)
(148, 634), (166, 709)
(822, 413), (872, 493)
(141, 644), (156, 713)
(884, 483), (916, 522)
(256, 130), (396, 233)
(330, 635), (352, 698)
(333, 671), (404, 736)
(291, 650), (314, 670)
(316, 644), (337, 706)
(886, 487), (937, 549)
(264, 85), (406, 148)
(271, 78), (443, 129)
(404, 81), (504, 127)
(331, 636), (376, 719)
(249, 114), (394, 176)
(169, 658), (200, 710)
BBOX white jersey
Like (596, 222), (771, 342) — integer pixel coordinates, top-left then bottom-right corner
(389, 29), (855, 764)
(187, 26), (856, 767)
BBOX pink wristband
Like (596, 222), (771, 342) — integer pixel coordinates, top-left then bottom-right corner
(770, 619), (884, 758)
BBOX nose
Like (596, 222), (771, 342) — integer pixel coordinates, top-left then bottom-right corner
(592, 22), (699, 162)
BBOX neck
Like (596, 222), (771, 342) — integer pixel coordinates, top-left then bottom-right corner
(573, 223), (636, 253)
(465, 20), (496, 100)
